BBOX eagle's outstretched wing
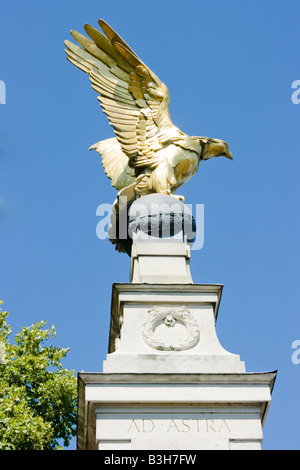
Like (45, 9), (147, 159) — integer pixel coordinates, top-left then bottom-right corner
(64, 19), (177, 187)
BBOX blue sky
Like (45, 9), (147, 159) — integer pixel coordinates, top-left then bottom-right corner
(1, 0), (299, 450)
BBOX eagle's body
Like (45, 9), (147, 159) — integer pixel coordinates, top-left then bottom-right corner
(140, 139), (201, 195)
(92, 131), (203, 199)
(64, 19), (232, 250)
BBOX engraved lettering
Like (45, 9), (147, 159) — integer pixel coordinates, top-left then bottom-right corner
(125, 417), (232, 435)
(127, 419), (140, 432)
(206, 419), (217, 432)
(142, 419), (154, 433)
(167, 419), (180, 432)
(218, 419), (231, 432)
(182, 419), (190, 432)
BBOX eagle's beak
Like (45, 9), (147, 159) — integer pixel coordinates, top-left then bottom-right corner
(226, 151), (233, 160)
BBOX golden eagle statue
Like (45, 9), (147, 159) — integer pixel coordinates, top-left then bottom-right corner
(65, 19), (233, 251)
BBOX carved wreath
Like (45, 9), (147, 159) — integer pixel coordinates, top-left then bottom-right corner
(141, 306), (200, 351)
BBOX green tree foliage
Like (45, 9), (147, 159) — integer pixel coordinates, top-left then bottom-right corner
(0, 301), (77, 449)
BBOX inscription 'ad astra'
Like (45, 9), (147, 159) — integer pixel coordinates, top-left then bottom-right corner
(127, 419), (231, 434)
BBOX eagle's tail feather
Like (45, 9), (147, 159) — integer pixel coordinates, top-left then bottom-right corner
(89, 137), (136, 190)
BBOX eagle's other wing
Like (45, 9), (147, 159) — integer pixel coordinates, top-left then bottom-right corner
(64, 19), (176, 178)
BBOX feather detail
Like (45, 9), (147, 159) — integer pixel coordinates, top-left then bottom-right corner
(90, 137), (135, 190)
(65, 19), (175, 171)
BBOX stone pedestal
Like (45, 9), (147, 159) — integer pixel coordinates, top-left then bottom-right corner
(77, 194), (276, 450)
(102, 283), (245, 374)
(78, 372), (276, 450)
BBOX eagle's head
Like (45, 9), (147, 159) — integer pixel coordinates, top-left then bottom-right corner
(200, 138), (233, 161)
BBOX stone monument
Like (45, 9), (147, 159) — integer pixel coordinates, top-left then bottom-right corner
(65, 19), (276, 451)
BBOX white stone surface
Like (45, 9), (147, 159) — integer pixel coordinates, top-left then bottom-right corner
(96, 407), (263, 450)
(84, 375), (273, 404)
(103, 283), (245, 374)
(76, 234), (276, 451)
(77, 372), (276, 450)
(130, 239), (193, 284)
